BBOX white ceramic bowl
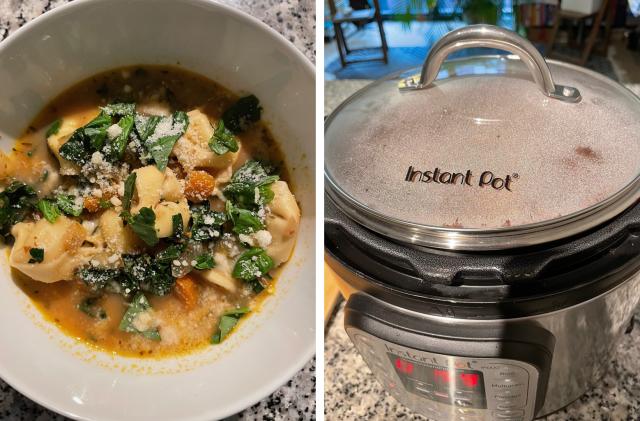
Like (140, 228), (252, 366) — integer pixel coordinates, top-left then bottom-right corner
(0, 0), (315, 419)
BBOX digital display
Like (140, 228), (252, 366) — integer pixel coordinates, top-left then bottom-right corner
(388, 353), (487, 409)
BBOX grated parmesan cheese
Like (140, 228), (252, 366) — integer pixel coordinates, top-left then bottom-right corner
(107, 124), (123, 140)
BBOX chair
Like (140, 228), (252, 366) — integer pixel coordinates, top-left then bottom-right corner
(545, 0), (616, 66)
(327, 0), (389, 67)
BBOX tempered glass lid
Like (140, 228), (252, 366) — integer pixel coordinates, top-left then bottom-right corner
(324, 25), (640, 250)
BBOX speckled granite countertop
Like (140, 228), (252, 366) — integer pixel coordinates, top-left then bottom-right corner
(0, 1), (315, 420)
(324, 80), (640, 420)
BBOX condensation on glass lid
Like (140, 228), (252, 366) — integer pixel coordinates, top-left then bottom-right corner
(325, 63), (640, 230)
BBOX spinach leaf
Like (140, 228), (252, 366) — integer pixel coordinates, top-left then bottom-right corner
(82, 111), (112, 151)
(55, 194), (82, 217)
(134, 114), (162, 142)
(170, 213), (185, 242)
(232, 247), (274, 281)
(190, 203), (226, 242)
(209, 121), (239, 155)
(78, 267), (123, 291)
(125, 207), (158, 246)
(122, 172), (137, 211)
(155, 244), (184, 264)
(28, 248), (44, 263)
(101, 103), (135, 118)
(118, 292), (160, 341)
(223, 161), (279, 209)
(78, 296), (107, 319)
(58, 136), (89, 165)
(222, 95), (262, 133)
(226, 201), (264, 235)
(45, 119), (62, 137)
(230, 160), (274, 184)
(104, 114), (134, 162)
(123, 254), (175, 296)
(37, 199), (60, 223)
(194, 254), (215, 270)
(247, 279), (266, 293)
(0, 181), (38, 243)
(211, 307), (250, 344)
(144, 111), (189, 171)
(59, 111), (113, 165)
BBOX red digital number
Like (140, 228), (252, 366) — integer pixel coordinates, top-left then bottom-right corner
(395, 358), (414, 374)
(460, 373), (479, 388)
(434, 369), (450, 383)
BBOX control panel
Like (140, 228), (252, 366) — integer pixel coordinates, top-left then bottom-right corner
(349, 329), (539, 421)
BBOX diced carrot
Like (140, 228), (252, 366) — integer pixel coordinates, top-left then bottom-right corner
(83, 196), (100, 213)
(174, 275), (199, 309)
(184, 170), (215, 203)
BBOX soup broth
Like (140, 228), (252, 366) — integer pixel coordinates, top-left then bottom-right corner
(0, 66), (299, 357)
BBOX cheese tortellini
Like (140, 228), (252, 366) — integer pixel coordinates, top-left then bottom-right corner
(172, 110), (240, 172)
(266, 181), (300, 266)
(99, 209), (143, 255)
(132, 165), (190, 238)
(47, 118), (82, 176)
(195, 251), (242, 292)
(10, 216), (100, 283)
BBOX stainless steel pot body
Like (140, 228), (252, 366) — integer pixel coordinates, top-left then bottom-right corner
(337, 269), (640, 419)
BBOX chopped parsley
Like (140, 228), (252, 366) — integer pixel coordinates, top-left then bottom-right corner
(118, 292), (160, 341)
(45, 119), (62, 137)
(28, 248), (44, 263)
(37, 199), (60, 223)
(209, 121), (239, 155)
(232, 247), (274, 282)
(211, 307), (250, 344)
(222, 95), (262, 133)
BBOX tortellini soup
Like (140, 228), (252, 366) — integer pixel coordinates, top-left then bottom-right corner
(0, 66), (300, 357)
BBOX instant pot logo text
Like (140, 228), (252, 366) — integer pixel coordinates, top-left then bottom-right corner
(404, 165), (518, 191)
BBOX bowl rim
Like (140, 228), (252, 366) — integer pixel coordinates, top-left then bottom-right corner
(0, 0), (316, 419)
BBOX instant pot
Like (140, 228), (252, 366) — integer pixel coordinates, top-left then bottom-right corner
(324, 25), (640, 421)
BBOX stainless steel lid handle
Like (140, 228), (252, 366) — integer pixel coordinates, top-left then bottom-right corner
(400, 25), (581, 103)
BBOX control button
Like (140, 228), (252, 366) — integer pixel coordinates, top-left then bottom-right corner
(455, 389), (474, 397)
(415, 385), (433, 396)
(454, 399), (473, 407)
(495, 390), (524, 400)
(455, 415), (481, 421)
(456, 408), (476, 415)
(497, 402), (521, 410)
(496, 409), (525, 418)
